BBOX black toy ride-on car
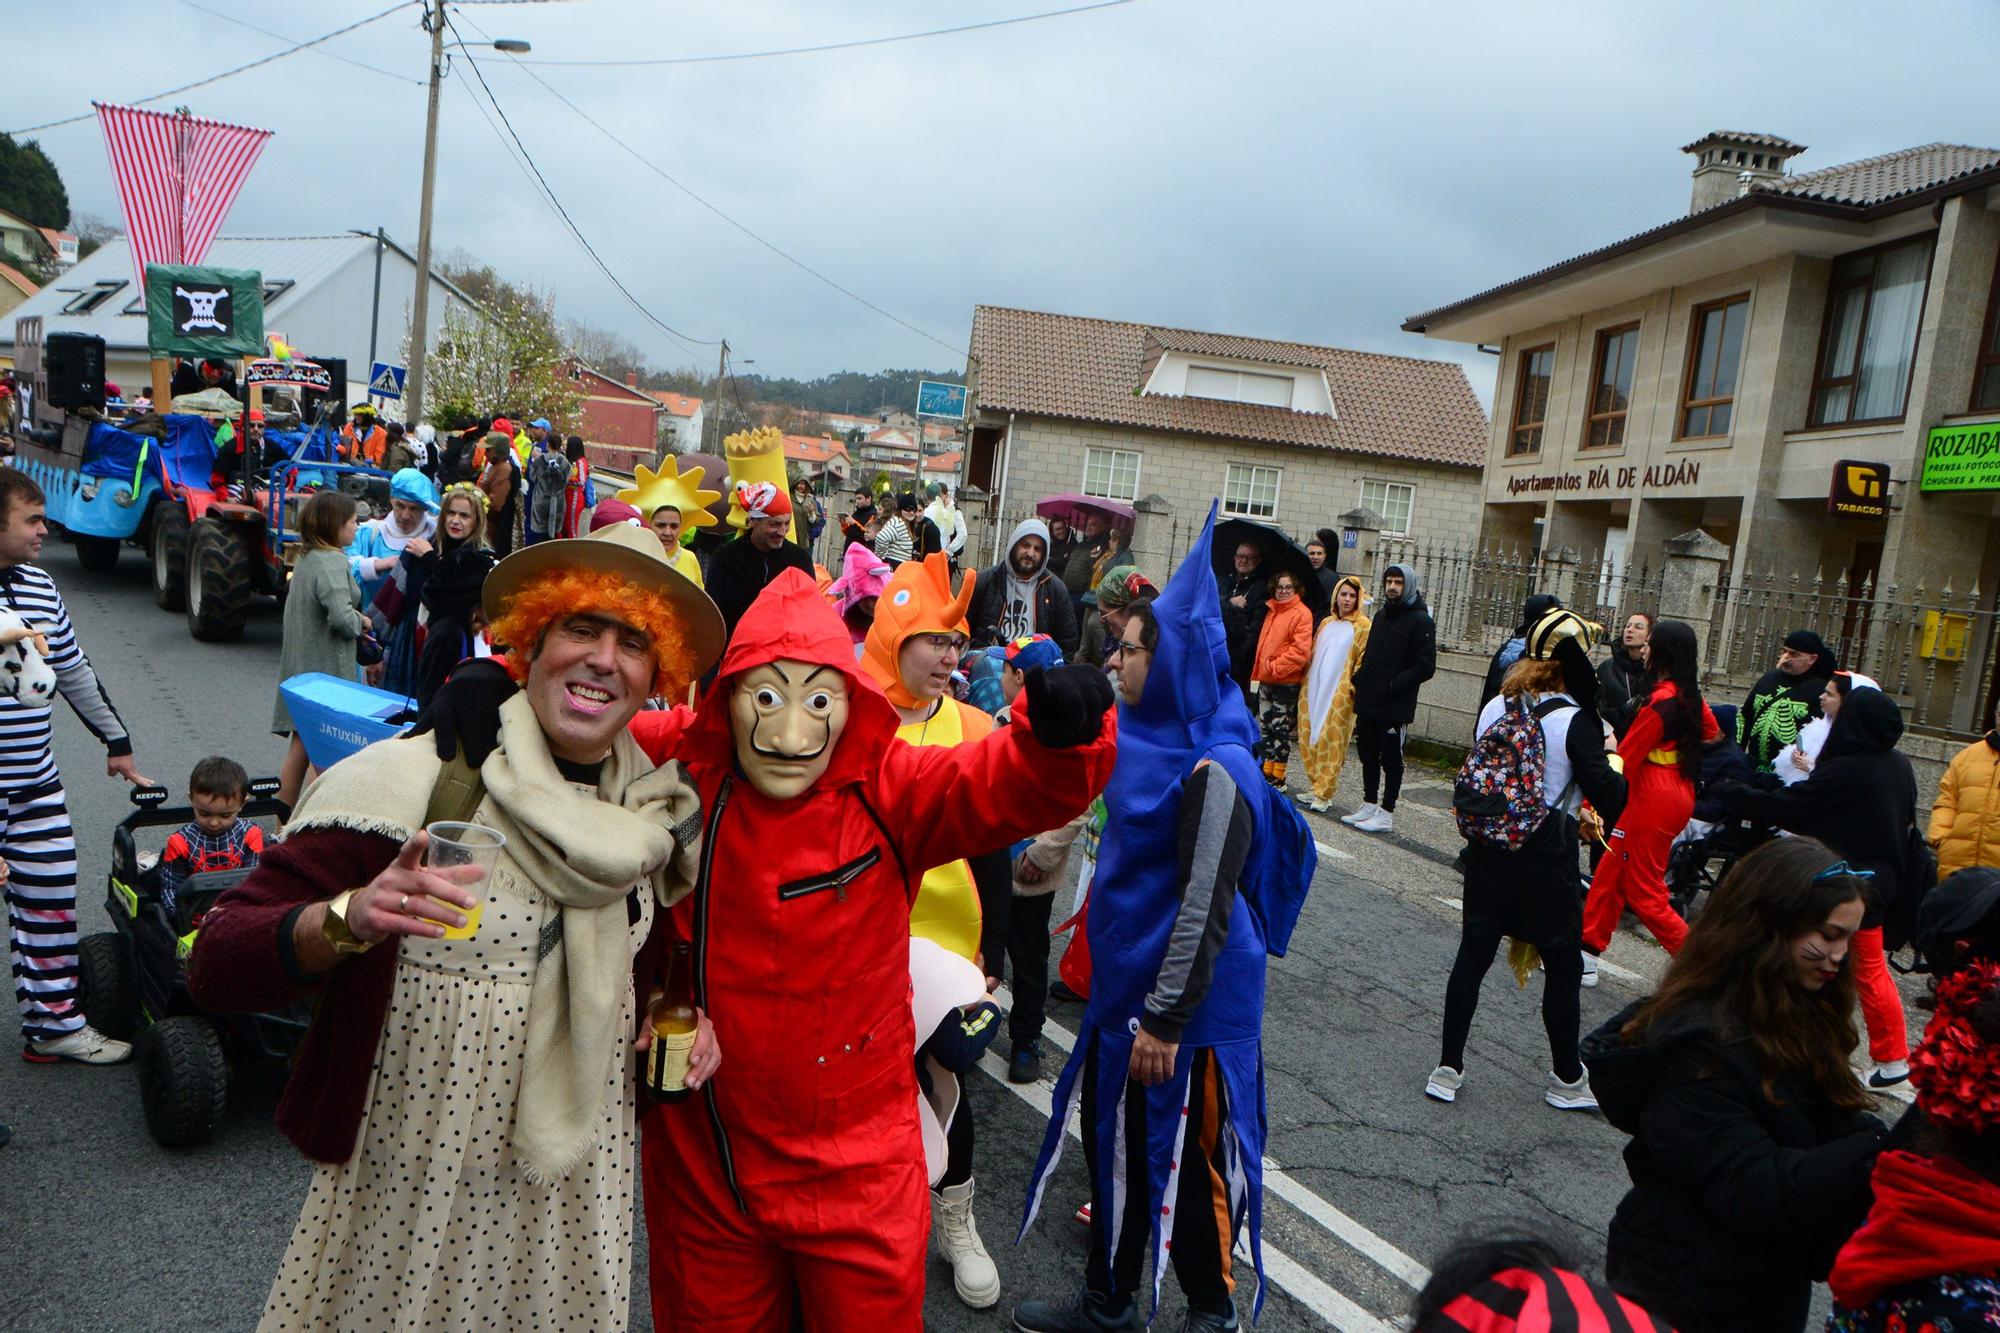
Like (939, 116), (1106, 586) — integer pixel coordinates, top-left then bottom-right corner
(75, 778), (307, 1147)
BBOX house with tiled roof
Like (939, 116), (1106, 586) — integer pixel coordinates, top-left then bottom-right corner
(0, 261), (37, 324)
(647, 388), (705, 453)
(1404, 132), (2000, 728)
(963, 305), (1487, 556)
(782, 433), (851, 486)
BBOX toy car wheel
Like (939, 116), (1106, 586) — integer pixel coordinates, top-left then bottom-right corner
(74, 535), (120, 573)
(150, 503), (190, 611)
(77, 931), (134, 1041)
(135, 1016), (228, 1148)
(187, 516), (256, 642)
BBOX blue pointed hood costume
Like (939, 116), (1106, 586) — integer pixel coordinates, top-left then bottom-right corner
(1020, 503), (1316, 1318)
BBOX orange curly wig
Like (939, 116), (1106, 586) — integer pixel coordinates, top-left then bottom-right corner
(487, 567), (698, 698)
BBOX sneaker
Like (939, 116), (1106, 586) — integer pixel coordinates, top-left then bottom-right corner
(1354, 807), (1395, 833)
(1303, 796), (1332, 814)
(1012, 1289), (1141, 1332)
(1339, 802), (1380, 826)
(1867, 1061), (1910, 1090)
(24, 1025), (132, 1065)
(1546, 1068), (1598, 1111)
(1425, 1065), (1463, 1103)
(1580, 951), (1600, 988)
(1009, 1043), (1044, 1084)
(1181, 1306), (1240, 1332)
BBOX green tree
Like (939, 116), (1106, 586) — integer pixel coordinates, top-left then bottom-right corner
(402, 284), (582, 433)
(0, 133), (70, 230)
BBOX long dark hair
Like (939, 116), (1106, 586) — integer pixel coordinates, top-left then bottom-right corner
(1624, 837), (1872, 1113)
(1643, 618), (1706, 778)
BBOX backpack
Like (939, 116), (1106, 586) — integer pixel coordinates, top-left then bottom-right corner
(1453, 695), (1574, 851)
(1886, 817), (1939, 957)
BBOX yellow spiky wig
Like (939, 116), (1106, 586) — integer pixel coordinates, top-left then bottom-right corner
(488, 568), (698, 699)
(616, 456), (722, 530)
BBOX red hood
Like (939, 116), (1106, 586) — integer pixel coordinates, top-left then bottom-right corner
(678, 567), (901, 787)
(1830, 1150), (2000, 1308)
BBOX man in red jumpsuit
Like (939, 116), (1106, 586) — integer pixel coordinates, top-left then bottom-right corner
(630, 568), (1115, 1329)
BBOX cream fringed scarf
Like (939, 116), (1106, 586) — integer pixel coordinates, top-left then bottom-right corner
(288, 692), (702, 1181)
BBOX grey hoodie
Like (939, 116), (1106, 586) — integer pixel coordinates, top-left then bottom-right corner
(1383, 561), (1425, 609)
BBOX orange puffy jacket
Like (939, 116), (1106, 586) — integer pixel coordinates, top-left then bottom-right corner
(1251, 593), (1314, 686)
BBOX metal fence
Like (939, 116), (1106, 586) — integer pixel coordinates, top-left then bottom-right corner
(1363, 539), (1664, 655)
(1706, 566), (1997, 735)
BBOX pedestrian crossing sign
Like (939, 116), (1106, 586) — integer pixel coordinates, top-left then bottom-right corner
(368, 361), (406, 400)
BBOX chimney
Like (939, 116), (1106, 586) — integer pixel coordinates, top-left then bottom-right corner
(626, 371), (639, 389)
(1681, 131), (1806, 214)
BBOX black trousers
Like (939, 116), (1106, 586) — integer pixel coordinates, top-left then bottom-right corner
(1355, 715), (1407, 810)
(1006, 891), (1056, 1047)
(1439, 817), (1586, 1083)
(1081, 1034), (1235, 1315)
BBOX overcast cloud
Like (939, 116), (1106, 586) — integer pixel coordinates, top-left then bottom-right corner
(8, 0), (2000, 405)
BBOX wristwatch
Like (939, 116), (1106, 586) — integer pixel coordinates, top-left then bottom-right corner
(322, 889), (376, 957)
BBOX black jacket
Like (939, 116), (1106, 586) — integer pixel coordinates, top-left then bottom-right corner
(1219, 568), (1269, 690)
(1587, 1002), (1884, 1333)
(968, 564), (1080, 658)
(1597, 649), (1649, 737)
(1479, 594), (1563, 707)
(1350, 565), (1436, 725)
(1738, 655), (1837, 772)
(1716, 690), (1916, 929)
(705, 535), (815, 639)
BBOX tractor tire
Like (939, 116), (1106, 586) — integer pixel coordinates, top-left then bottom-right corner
(74, 535), (121, 574)
(77, 930), (135, 1041)
(135, 1016), (228, 1148)
(150, 502), (190, 611)
(186, 517), (257, 642)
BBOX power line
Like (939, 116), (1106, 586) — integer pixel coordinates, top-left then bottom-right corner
(174, 0), (425, 86)
(7, 3), (414, 134)
(459, 20), (967, 360)
(444, 12), (722, 353)
(513, 0), (1137, 67)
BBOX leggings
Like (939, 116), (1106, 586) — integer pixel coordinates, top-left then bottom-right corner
(1442, 840), (1585, 1083)
(937, 1080), (975, 1189)
(1355, 715), (1406, 810)
(6, 781), (82, 1042)
(1850, 926), (1909, 1064)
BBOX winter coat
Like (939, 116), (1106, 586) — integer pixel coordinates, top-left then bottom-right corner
(969, 518), (1080, 657)
(1597, 648), (1649, 737)
(1737, 646), (1838, 771)
(1251, 592), (1314, 686)
(1586, 1002), (1885, 1333)
(1689, 724), (1754, 825)
(1718, 689), (1917, 929)
(1929, 733), (2000, 878)
(1480, 593), (1562, 707)
(1219, 566), (1269, 691)
(704, 534), (815, 639)
(271, 546), (365, 734)
(1348, 563), (1436, 725)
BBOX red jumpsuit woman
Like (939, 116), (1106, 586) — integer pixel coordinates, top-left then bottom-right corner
(1583, 619), (1716, 969)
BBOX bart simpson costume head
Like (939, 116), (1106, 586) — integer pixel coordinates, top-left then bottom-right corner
(617, 456), (722, 532)
(722, 426), (796, 542)
(861, 552), (975, 710)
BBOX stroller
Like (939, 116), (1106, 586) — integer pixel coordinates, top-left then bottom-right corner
(1666, 818), (1773, 919)
(76, 779), (310, 1147)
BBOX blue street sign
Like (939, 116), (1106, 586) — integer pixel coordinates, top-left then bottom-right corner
(916, 380), (967, 419)
(368, 361), (407, 400)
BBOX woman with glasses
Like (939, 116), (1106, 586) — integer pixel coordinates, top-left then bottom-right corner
(1714, 686), (1917, 1089)
(1586, 838), (1888, 1332)
(1250, 572), (1314, 789)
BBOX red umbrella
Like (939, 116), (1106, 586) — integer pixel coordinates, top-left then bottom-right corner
(1035, 493), (1135, 528)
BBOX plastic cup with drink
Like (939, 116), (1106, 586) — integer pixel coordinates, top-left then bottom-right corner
(423, 821), (505, 939)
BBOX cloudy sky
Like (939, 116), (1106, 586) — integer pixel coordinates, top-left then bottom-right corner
(9, 0), (2000, 404)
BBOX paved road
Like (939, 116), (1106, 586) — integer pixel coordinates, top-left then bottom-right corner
(0, 532), (1917, 1330)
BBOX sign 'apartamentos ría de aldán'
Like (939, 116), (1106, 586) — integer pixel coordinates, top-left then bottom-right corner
(1921, 422), (2000, 492)
(1503, 458), (1703, 497)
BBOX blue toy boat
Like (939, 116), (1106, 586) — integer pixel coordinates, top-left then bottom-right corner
(279, 672), (415, 771)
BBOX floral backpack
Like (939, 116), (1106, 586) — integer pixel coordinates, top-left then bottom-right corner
(1453, 695), (1574, 851)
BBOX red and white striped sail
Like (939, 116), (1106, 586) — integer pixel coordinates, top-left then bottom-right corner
(94, 102), (273, 293)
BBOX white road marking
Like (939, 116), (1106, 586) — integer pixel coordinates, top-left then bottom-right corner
(991, 987), (1433, 1306)
(1313, 839), (1354, 862)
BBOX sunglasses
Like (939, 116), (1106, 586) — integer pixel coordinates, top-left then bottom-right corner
(1813, 860), (1877, 883)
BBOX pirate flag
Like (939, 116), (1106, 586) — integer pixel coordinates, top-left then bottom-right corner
(144, 264), (265, 358)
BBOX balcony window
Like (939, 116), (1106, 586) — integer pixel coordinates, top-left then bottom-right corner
(1583, 324), (1640, 448)
(1971, 247), (2000, 411)
(1508, 343), (1554, 456)
(1810, 235), (1932, 426)
(1678, 294), (1749, 439)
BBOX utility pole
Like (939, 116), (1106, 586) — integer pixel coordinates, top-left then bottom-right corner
(405, 0), (447, 423)
(706, 338), (728, 451)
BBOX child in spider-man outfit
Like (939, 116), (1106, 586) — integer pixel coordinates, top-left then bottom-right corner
(159, 756), (264, 918)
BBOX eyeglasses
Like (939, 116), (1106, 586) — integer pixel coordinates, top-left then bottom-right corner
(1813, 860), (1877, 883)
(919, 634), (969, 653)
(1106, 641), (1150, 660)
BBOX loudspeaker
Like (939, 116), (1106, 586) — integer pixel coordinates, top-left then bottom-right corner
(43, 333), (105, 410)
(299, 355), (348, 427)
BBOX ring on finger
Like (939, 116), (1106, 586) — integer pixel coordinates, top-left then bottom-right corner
(399, 893), (410, 914)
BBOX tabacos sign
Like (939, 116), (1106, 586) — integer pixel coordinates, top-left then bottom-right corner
(1922, 422), (2000, 492)
(1828, 460), (1889, 520)
(1503, 459), (1702, 497)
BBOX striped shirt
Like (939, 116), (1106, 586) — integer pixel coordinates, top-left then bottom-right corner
(0, 563), (131, 790)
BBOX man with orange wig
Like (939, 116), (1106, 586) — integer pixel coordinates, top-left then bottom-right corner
(189, 522), (723, 1332)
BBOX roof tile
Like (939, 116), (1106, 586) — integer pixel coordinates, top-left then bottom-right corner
(1756, 142), (2000, 206)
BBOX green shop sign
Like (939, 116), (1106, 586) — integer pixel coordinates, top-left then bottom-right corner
(1921, 422), (2000, 491)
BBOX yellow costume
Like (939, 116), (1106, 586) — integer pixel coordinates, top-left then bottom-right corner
(1298, 574), (1371, 804)
(860, 552), (986, 960)
(722, 426), (798, 544)
(619, 458), (721, 590)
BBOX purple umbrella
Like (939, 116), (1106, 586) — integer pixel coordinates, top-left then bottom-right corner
(1035, 493), (1135, 529)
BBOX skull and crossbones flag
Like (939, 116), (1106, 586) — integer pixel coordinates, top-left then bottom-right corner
(144, 264), (264, 357)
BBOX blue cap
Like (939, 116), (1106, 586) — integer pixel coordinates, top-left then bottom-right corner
(985, 633), (1065, 674)
(531, 418), (552, 431)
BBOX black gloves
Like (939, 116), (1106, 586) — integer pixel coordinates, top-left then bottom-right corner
(1554, 637), (1600, 714)
(404, 658), (518, 767)
(1025, 664), (1115, 749)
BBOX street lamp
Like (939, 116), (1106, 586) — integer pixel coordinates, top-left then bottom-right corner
(405, 0), (530, 423)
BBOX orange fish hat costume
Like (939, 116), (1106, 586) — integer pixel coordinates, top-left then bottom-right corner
(630, 567), (1116, 1331)
(859, 552), (993, 960)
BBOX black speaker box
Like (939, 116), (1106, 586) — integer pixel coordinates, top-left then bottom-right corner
(44, 332), (106, 410)
(299, 355), (348, 427)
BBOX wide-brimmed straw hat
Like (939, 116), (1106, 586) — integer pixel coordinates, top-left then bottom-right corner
(482, 522), (725, 673)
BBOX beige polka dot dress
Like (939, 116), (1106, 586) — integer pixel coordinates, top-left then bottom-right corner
(259, 809), (652, 1332)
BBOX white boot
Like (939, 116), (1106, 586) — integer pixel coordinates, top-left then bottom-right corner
(934, 1178), (1001, 1308)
